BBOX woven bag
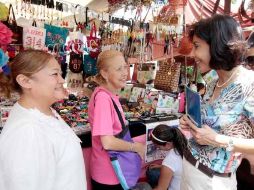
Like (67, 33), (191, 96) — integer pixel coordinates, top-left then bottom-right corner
(154, 58), (181, 93)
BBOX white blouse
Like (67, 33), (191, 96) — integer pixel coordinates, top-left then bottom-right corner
(0, 103), (87, 190)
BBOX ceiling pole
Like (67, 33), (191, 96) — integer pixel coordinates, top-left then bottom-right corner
(224, 0), (231, 15)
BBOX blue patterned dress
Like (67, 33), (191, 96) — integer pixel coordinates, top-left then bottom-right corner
(189, 66), (254, 173)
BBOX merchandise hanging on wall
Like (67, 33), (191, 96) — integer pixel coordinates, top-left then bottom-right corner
(3, 4), (23, 45)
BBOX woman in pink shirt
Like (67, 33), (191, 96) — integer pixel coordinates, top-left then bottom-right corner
(88, 50), (145, 190)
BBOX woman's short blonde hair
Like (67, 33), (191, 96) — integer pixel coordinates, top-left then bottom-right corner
(95, 50), (124, 83)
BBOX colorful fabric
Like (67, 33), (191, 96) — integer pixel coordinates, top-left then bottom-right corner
(189, 66), (254, 173)
(129, 87), (146, 102)
(118, 84), (133, 100)
(0, 21), (12, 45)
(83, 53), (97, 76)
(0, 49), (8, 68)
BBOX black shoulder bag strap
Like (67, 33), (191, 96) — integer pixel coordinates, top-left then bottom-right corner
(111, 98), (129, 139)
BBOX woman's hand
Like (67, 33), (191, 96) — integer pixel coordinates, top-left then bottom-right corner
(180, 115), (220, 147)
(134, 142), (145, 160)
(148, 164), (161, 169)
(179, 115), (191, 131)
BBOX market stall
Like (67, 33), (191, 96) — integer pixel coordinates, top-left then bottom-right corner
(0, 0), (254, 190)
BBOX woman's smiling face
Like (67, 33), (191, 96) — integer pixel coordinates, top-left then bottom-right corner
(192, 35), (211, 74)
(28, 58), (66, 104)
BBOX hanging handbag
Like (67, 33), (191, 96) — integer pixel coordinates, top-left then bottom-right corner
(3, 4), (23, 45)
(68, 30), (84, 54)
(154, 58), (181, 93)
(137, 63), (156, 85)
(87, 22), (100, 58)
(178, 34), (193, 55)
(66, 71), (83, 89)
(44, 23), (68, 46)
(69, 51), (83, 74)
(83, 53), (97, 76)
(108, 99), (142, 190)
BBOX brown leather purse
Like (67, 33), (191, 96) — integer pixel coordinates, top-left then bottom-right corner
(154, 58), (181, 93)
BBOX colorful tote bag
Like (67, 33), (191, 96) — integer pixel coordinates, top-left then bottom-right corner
(83, 54), (97, 76)
(44, 23), (68, 46)
(137, 64), (156, 85)
(86, 22), (100, 58)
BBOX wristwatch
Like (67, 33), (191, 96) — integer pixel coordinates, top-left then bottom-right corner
(226, 138), (234, 152)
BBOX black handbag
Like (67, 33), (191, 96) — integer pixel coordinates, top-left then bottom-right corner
(3, 4), (23, 45)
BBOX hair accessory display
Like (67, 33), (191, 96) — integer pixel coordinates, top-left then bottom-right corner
(52, 95), (90, 135)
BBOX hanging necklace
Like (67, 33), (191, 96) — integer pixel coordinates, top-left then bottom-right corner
(216, 68), (238, 88)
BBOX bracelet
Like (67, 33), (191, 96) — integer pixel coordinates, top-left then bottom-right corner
(129, 143), (135, 152)
(226, 138), (234, 152)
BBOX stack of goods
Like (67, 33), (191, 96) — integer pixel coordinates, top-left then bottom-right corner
(121, 96), (179, 125)
(52, 94), (90, 135)
(120, 84), (180, 120)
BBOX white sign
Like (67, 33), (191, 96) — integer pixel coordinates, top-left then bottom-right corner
(23, 26), (46, 50)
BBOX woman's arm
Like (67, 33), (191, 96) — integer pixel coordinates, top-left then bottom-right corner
(101, 135), (145, 159)
(179, 115), (254, 154)
(216, 135), (254, 154)
(153, 166), (173, 190)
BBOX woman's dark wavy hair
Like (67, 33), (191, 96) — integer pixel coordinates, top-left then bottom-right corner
(188, 14), (244, 71)
(151, 124), (187, 158)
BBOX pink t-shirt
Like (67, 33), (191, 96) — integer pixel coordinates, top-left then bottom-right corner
(88, 86), (126, 185)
